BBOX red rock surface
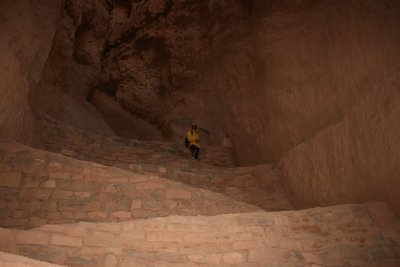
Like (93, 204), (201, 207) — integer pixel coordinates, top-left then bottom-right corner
(184, 0), (400, 215)
(28, 0), (115, 137)
(1, 1), (400, 265)
(98, 0), (253, 138)
(0, 252), (64, 267)
(0, 0), (63, 145)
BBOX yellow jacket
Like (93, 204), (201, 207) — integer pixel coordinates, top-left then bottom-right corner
(186, 129), (200, 148)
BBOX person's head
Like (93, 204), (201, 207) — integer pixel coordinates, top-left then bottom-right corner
(191, 124), (198, 130)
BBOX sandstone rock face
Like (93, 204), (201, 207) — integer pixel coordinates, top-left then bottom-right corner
(1, 0), (254, 143)
(29, 0), (115, 137)
(24, 0), (252, 141)
(189, 0), (400, 214)
(279, 84), (400, 213)
(89, 90), (164, 140)
(98, 0), (252, 136)
(0, 0), (63, 144)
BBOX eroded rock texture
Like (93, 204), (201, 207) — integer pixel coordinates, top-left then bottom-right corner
(23, 0), (252, 140)
(98, 0), (252, 137)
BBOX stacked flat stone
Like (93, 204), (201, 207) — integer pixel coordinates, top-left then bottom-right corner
(0, 141), (263, 229)
(37, 117), (292, 211)
(0, 203), (399, 266)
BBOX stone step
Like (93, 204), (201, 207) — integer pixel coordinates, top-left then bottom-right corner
(35, 117), (292, 211)
(0, 140), (263, 229)
(139, 163), (292, 211)
(38, 116), (237, 168)
(6, 129), (292, 212)
(0, 202), (399, 266)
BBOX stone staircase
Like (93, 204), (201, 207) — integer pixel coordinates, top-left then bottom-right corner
(37, 117), (291, 211)
(38, 116), (237, 168)
(0, 119), (399, 266)
(0, 141), (264, 229)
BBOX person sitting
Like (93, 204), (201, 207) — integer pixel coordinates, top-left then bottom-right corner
(186, 124), (200, 159)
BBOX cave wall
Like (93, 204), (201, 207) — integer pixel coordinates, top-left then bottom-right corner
(269, 0), (400, 215)
(0, 0), (64, 144)
(28, 0), (115, 136)
(279, 80), (400, 213)
(0, 0), (255, 142)
(190, 0), (400, 214)
(24, 0), (252, 139)
(98, 0), (252, 137)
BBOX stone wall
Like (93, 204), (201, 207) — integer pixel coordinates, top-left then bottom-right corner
(35, 117), (291, 211)
(0, 202), (399, 266)
(0, 140), (261, 229)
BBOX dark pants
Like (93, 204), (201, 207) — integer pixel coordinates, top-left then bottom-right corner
(190, 145), (200, 159)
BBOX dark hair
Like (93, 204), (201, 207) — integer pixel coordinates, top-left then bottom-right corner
(191, 124), (197, 129)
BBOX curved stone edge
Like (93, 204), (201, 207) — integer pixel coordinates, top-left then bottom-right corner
(0, 251), (65, 267)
